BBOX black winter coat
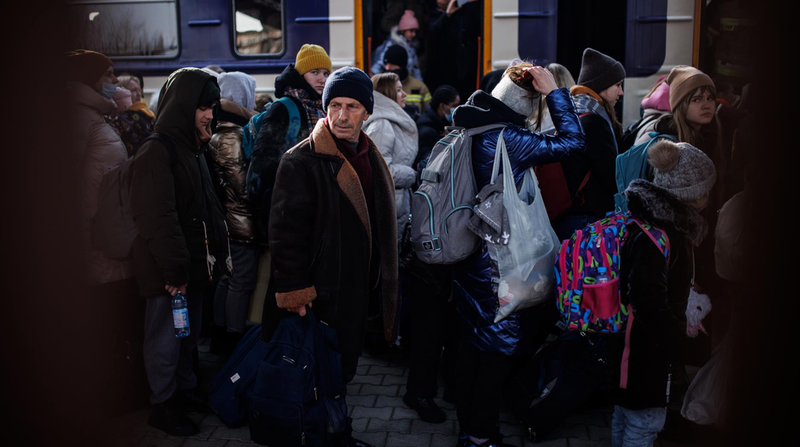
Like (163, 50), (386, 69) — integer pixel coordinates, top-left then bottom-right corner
(130, 68), (230, 297)
(260, 121), (399, 379)
(611, 180), (708, 409)
(560, 112), (619, 219)
(414, 104), (448, 166)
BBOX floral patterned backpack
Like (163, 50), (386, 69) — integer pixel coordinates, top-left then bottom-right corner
(554, 212), (670, 387)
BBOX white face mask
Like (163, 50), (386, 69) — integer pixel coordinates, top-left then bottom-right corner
(100, 82), (117, 100)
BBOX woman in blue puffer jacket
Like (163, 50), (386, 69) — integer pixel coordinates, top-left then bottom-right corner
(450, 63), (586, 447)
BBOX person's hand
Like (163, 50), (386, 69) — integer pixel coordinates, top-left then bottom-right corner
(526, 66), (558, 96)
(165, 283), (188, 296)
(287, 302), (312, 316)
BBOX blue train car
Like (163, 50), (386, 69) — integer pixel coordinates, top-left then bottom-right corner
(69, 0), (709, 126)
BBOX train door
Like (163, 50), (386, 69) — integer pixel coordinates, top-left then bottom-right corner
(486, 0), (700, 127)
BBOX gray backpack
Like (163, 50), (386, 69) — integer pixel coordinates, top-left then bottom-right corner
(411, 124), (505, 264)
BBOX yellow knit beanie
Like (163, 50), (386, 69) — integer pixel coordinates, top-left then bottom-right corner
(295, 44), (332, 75)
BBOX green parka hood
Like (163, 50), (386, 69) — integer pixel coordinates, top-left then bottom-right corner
(155, 68), (219, 150)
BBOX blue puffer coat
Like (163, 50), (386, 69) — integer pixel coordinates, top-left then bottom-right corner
(451, 87), (586, 355)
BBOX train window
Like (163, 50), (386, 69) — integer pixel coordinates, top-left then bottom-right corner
(68, 0), (179, 58)
(233, 0), (284, 56)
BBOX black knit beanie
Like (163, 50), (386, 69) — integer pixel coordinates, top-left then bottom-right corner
(323, 66), (374, 114)
(384, 45), (408, 68)
(197, 77), (220, 109)
(576, 48), (626, 93)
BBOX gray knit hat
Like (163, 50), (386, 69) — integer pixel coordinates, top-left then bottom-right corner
(576, 48), (626, 93)
(323, 66), (374, 114)
(648, 140), (716, 201)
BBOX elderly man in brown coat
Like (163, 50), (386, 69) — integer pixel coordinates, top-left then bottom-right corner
(261, 66), (399, 447)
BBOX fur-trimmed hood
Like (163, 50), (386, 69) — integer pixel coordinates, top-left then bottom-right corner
(625, 179), (707, 247)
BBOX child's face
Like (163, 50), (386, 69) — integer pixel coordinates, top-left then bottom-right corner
(687, 193), (710, 211)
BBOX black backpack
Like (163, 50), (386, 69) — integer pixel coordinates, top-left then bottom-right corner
(504, 330), (609, 443)
(91, 133), (175, 260)
(248, 307), (349, 446)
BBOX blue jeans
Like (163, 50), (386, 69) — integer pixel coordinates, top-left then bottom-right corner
(611, 406), (667, 447)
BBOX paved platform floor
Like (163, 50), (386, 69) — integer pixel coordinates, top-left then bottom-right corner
(101, 336), (707, 447)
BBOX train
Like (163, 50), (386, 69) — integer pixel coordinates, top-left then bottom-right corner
(68, 0), (705, 126)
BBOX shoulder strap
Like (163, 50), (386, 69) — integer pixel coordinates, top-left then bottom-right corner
(143, 133), (177, 167)
(275, 97), (302, 146)
(463, 123), (507, 137)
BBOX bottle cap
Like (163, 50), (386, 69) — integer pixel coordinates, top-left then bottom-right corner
(598, 267), (607, 273)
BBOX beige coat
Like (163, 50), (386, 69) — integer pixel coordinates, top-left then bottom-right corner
(70, 82), (134, 285)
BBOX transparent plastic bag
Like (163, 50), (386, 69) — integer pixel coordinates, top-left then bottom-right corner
(489, 131), (560, 323)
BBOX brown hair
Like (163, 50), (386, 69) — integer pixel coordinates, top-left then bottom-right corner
(371, 72), (400, 103)
(602, 97), (623, 140)
(502, 61), (536, 93)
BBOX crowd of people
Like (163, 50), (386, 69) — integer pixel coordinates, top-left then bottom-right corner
(70, 15), (756, 445)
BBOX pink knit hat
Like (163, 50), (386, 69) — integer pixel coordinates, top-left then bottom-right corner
(398, 10), (419, 31)
(641, 80), (671, 112)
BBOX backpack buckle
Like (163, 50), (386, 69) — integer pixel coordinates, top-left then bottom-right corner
(422, 238), (442, 251)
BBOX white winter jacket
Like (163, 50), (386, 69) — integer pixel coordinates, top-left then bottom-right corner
(362, 92), (419, 240)
(70, 82), (134, 285)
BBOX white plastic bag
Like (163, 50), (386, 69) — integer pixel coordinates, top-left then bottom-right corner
(681, 336), (730, 425)
(489, 131), (560, 323)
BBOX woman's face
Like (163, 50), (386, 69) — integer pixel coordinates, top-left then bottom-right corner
(438, 97), (460, 121)
(599, 81), (624, 108)
(685, 88), (716, 128)
(127, 79), (142, 103)
(303, 68), (331, 95)
(93, 65), (118, 92)
(395, 80), (407, 108)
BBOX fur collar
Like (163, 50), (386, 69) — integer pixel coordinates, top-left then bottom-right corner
(625, 179), (708, 247)
(305, 119), (374, 244)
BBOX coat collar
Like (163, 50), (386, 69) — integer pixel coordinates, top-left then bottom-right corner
(307, 119), (373, 243)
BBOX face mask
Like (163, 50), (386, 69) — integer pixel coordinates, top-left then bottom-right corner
(445, 111), (453, 123)
(100, 82), (117, 100)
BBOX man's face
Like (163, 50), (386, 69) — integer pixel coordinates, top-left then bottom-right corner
(327, 97), (369, 143)
(195, 104), (215, 143)
(384, 63), (401, 71)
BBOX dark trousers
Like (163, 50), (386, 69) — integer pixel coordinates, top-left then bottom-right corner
(143, 285), (203, 404)
(455, 340), (515, 439)
(214, 242), (261, 333)
(405, 258), (458, 399)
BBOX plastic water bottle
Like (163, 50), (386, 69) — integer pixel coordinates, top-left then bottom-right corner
(597, 267), (610, 284)
(172, 292), (190, 338)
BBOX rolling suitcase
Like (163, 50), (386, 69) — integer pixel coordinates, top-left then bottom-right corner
(209, 324), (268, 426)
